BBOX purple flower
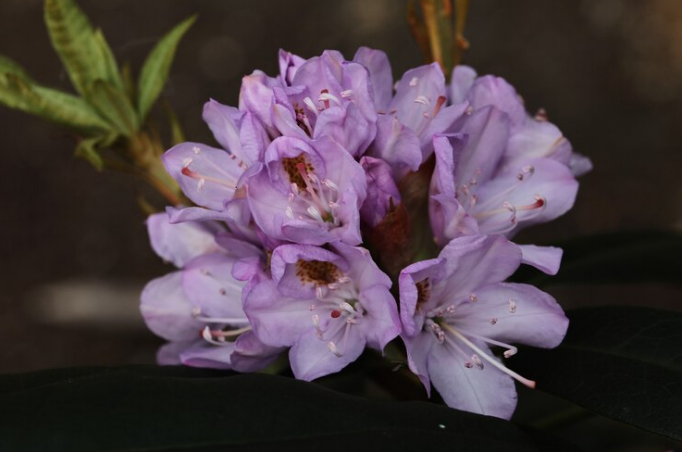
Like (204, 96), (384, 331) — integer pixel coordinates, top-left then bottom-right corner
(246, 135), (367, 245)
(245, 243), (401, 381)
(399, 234), (568, 419)
(429, 118), (579, 245)
(241, 50), (378, 157)
(161, 99), (269, 225)
(140, 213), (283, 371)
(450, 65), (592, 177)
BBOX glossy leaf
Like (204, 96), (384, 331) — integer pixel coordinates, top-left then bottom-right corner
(513, 231), (682, 286)
(0, 72), (111, 131)
(44, 0), (109, 96)
(510, 307), (682, 442)
(137, 15), (196, 121)
(0, 366), (580, 452)
(88, 79), (139, 136)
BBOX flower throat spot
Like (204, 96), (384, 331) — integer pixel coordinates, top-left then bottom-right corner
(282, 155), (313, 189)
(416, 278), (431, 308)
(295, 260), (342, 286)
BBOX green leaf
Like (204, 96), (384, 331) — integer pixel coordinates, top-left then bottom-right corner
(0, 55), (33, 81)
(75, 136), (105, 170)
(0, 366), (580, 452)
(512, 230), (682, 286)
(0, 72), (111, 131)
(511, 307), (682, 442)
(93, 29), (124, 92)
(88, 79), (139, 136)
(44, 0), (122, 97)
(137, 15), (196, 121)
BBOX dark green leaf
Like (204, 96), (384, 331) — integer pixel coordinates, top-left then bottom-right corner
(513, 231), (682, 286)
(137, 15), (196, 121)
(0, 72), (111, 131)
(88, 79), (139, 136)
(0, 366), (580, 452)
(510, 307), (682, 442)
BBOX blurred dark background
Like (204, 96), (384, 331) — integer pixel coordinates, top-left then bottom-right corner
(1, 1), (681, 450)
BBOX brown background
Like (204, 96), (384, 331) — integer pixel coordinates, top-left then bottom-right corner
(0, 1), (681, 450)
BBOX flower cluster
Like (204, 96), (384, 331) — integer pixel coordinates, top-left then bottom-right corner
(141, 48), (589, 419)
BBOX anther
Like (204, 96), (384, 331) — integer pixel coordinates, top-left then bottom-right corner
(471, 354), (484, 369)
(508, 299), (517, 313)
(490, 317), (498, 325)
(469, 294), (477, 302)
(409, 77), (419, 86)
(331, 310), (341, 318)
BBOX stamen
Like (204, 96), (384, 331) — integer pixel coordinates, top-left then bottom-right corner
(181, 167), (236, 189)
(441, 323), (536, 388)
(303, 97), (319, 114)
(195, 315), (250, 325)
(414, 95), (430, 105)
(409, 77), (419, 87)
(340, 89), (353, 98)
(509, 299), (517, 313)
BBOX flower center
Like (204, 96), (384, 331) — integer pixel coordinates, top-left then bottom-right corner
(295, 259), (342, 286)
(283, 160), (340, 227)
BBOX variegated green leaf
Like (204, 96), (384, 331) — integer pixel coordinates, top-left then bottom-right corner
(0, 72), (111, 131)
(44, 0), (109, 96)
(137, 15), (196, 121)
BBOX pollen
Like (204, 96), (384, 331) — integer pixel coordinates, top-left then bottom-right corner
(416, 278), (431, 307)
(282, 155), (314, 188)
(295, 259), (342, 286)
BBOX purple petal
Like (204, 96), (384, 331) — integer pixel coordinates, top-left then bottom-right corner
(239, 71), (280, 136)
(428, 337), (517, 419)
(402, 331), (435, 394)
(140, 272), (202, 342)
(289, 327), (365, 381)
(519, 244), (562, 275)
(156, 341), (194, 365)
(452, 282), (569, 348)
(357, 284), (401, 351)
(467, 75), (525, 130)
(429, 195), (479, 246)
(180, 341), (234, 370)
(146, 213), (222, 268)
(244, 279), (314, 347)
(182, 253), (246, 320)
(398, 258), (446, 337)
(313, 103), (375, 157)
(353, 47), (393, 111)
(231, 331), (285, 372)
(279, 49), (306, 85)
(473, 158), (578, 235)
(367, 114), (422, 177)
(436, 235), (522, 301)
(359, 156), (402, 228)
(390, 63), (446, 136)
(454, 106), (510, 188)
(333, 243), (391, 290)
(570, 152), (593, 177)
(202, 99), (247, 161)
(450, 65), (477, 104)
(506, 118), (572, 167)
(162, 142), (242, 211)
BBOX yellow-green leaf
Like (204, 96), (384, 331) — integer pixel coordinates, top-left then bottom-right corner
(88, 79), (139, 136)
(0, 72), (111, 131)
(137, 15), (196, 121)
